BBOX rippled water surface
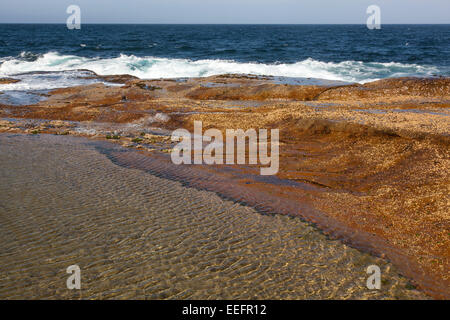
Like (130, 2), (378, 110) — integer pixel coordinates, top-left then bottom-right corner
(0, 134), (427, 299)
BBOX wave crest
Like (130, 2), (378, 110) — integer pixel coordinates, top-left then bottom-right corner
(0, 51), (441, 84)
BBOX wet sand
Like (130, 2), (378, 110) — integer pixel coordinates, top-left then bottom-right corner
(0, 133), (426, 299)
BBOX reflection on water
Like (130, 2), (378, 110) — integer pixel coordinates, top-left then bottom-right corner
(0, 134), (426, 299)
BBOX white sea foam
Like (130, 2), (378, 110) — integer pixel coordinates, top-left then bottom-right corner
(0, 52), (441, 91)
(0, 70), (104, 92)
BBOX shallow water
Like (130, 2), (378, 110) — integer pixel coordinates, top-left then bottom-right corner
(0, 133), (427, 299)
(354, 108), (449, 116)
(0, 90), (48, 106)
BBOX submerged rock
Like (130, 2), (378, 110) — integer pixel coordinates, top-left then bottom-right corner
(0, 78), (20, 84)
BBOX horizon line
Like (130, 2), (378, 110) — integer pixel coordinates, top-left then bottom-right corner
(0, 22), (449, 25)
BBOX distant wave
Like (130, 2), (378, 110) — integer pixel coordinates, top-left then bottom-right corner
(0, 51), (442, 84)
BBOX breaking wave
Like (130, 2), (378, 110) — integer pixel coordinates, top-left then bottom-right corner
(0, 51), (442, 86)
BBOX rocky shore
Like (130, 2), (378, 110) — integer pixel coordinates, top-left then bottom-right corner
(0, 74), (448, 298)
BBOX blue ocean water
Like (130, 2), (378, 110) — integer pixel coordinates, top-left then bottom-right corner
(0, 24), (449, 92)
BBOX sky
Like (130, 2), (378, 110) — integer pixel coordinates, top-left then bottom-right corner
(0, 0), (449, 24)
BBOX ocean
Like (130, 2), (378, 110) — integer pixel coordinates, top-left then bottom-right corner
(0, 24), (449, 93)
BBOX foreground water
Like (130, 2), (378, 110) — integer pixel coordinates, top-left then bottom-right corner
(0, 133), (427, 299)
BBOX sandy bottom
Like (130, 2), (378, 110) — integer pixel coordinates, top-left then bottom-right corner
(0, 133), (427, 299)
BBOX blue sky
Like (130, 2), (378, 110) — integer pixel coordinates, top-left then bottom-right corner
(1, 0), (449, 24)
